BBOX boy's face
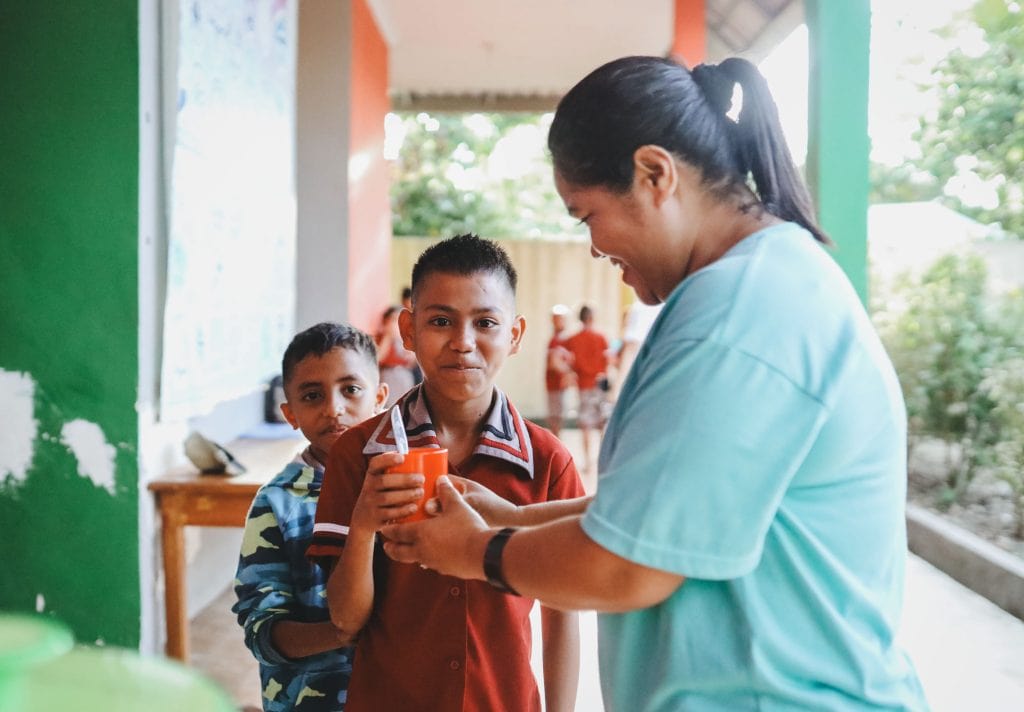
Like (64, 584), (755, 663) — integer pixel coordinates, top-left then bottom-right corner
(280, 346), (388, 462)
(400, 270), (524, 410)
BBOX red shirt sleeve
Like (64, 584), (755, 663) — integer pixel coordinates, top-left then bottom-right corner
(307, 423), (374, 566)
(526, 422), (586, 502)
(549, 451), (586, 501)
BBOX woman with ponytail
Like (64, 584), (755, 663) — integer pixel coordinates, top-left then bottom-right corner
(383, 56), (928, 711)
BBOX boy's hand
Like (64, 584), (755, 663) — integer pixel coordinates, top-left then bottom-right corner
(350, 452), (424, 533)
(426, 475), (519, 528)
(382, 476), (490, 580)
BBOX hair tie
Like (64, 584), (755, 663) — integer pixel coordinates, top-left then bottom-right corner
(691, 63), (733, 115)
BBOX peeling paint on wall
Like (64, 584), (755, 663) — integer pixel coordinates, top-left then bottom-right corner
(0, 369), (38, 484)
(61, 419), (117, 494)
(1, 0), (143, 647)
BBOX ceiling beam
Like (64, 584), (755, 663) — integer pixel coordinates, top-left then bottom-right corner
(390, 92), (562, 113)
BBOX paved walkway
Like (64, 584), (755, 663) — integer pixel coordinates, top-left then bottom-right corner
(900, 554), (1024, 710)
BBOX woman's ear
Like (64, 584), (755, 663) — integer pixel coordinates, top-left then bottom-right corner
(632, 145), (678, 207)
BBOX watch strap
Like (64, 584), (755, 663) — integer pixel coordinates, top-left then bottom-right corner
(483, 527), (520, 596)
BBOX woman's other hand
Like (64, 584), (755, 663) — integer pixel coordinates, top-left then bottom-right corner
(381, 476), (491, 580)
(424, 474), (520, 527)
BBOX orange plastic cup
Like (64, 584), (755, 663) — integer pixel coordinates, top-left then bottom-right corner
(387, 447), (448, 522)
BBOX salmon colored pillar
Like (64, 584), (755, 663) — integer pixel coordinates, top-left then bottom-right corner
(671, 0), (706, 67)
(296, 0), (391, 334)
(348, 0), (392, 332)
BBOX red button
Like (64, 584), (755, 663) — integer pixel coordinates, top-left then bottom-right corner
(449, 659), (461, 671)
(449, 586), (461, 597)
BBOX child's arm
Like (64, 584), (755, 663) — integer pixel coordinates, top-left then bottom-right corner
(234, 486), (344, 665)
(325, 521), (376, 643)
(270, 620), (349, 658)
(325, 452), (423, 640)
(540, 605), (580, 712)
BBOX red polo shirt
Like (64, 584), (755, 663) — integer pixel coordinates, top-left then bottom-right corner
(566, 328), (609, 390)
(546, 333), (572, 392)
(308, 386), (585, 712)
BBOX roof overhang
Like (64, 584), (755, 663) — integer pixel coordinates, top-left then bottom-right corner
(371, 0), (804, 112)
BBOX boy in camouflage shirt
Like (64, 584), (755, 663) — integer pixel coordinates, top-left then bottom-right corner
(233, 322), (388, 711)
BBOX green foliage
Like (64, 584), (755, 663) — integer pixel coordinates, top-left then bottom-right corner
(877, 254), (1002, 494)
(914, 0), (1024, 238)
(980, 290), (1024, 536)
(869, 161), (942, 204)
(389, 112), (583, 238)
(878, 251), (1024, 536)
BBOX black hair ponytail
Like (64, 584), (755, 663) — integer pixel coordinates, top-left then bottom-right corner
(550, 56), (830, 245)
(704, 59), (829, 244)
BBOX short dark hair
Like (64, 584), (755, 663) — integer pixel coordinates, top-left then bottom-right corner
(409, 234), (517, 304)
(579, 305), (593, 323)
(281, 322), (377, 387)
(548, 55), (828, 244)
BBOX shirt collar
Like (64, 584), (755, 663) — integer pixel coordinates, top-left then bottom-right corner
(277, 447), (323, 493)
(362, 383), (535, 479)
(296, 446), (325, 474)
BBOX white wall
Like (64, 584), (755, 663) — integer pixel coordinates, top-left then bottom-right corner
(137, 0), (300, 653)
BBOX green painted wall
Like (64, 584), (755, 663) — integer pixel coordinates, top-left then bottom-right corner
(806, 0), (871, 303)
(0, 3), (141, 645)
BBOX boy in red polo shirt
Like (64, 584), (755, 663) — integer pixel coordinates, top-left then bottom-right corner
(308, 234), (584, 712)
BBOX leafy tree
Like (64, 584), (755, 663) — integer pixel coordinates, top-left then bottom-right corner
(879, 253), (1002, 498)
(915, 0), (1024, 237)
(869, 160), (941, 204)
(975, 288), (1024, 536)
(389, 112), (583, 238)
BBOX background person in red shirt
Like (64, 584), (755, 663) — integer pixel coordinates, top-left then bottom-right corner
(565, 304), (611, 476)
(374, 304), (417, 407)
(545, 303), (574, 438)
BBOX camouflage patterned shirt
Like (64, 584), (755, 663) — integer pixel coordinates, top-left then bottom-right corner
(233, 449), (352, 711)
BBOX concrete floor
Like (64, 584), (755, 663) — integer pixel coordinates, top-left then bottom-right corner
(191, 428), (1024, 711)
(899, 555), (1024, 710)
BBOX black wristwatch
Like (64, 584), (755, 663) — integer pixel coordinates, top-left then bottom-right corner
(483, 527), (520, 596)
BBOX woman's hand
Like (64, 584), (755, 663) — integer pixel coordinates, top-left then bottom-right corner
(350, 452), (424, 534)
(424, 475), (520, 527)
(381, 476), (491, 580)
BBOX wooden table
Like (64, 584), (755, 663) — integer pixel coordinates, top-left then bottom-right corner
(148, 437), (304, 662)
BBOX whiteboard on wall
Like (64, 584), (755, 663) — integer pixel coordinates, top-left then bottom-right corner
(160, 0), (297, 420)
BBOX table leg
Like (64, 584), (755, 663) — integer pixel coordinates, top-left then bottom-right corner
(161, 507), (189, 662)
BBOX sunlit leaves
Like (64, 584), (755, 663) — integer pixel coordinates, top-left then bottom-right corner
(389, 112), (585, 238)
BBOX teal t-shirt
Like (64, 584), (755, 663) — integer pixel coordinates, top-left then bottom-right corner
(581, 223), (929, 711)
